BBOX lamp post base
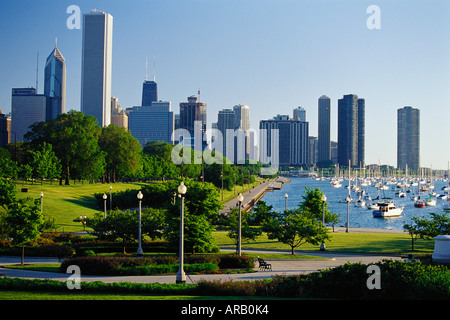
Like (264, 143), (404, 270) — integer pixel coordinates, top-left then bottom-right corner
(176, 270), (186, 284)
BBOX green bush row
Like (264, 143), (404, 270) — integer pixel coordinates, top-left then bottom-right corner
(1, 260), (449, 299)
(59, 254), (253, 276)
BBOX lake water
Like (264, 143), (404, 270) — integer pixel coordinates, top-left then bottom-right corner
(261, 176), (449, 230)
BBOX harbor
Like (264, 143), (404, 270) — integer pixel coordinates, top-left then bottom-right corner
(261, 175), (449, 230)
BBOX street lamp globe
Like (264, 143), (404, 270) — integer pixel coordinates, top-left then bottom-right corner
(137, 191), (143, 200)
(285, 193), (288, 199)
(237, 193), (244, 202)
(321, 195), (327, 202)
(178, 182), (187, 195)
(102, 193), (107, 200)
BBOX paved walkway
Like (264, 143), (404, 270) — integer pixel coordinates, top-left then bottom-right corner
(0, 249), (402, 285)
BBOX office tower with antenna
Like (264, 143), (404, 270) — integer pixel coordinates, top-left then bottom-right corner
(142, 57), (158, 106)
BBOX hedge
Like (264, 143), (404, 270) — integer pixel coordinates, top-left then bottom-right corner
(59, 254), (253, 276)
(1, 260), (450, 299)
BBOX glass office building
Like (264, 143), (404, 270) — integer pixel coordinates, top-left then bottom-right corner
(337, 94), (365, 167)
(142, 80), (158, 106)
(44, 41), (66, 121)
(128, 101), (174, 147)
(397, 106), (420, 172)
(11, 88), (46, 141)
(81, 10), (113, 127)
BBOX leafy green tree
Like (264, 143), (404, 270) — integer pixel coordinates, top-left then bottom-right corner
(226, 207), (262, 251)
(99, 125), (142, 182)
(28, 142), (61, 184)
(404, 212), (450, 251)
(298, 187), (340, 226)
(25, 110), (104, 185)
(262, 208), (329, 255)
(87, 208), (165, 254)
(250, 200), (277, 225)
(0, 156), (18, 179)
(5, 200), (44, 264)
(0, 178), (16, 206)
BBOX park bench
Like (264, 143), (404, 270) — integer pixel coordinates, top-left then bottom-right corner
(257, 257), (272, 271)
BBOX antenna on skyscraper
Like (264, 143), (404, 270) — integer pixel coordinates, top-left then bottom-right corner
(145, 56), (148, 81)
(35, 51), (39, 91)
(198, 89), (200, 102)
(153, 56), (156, 82)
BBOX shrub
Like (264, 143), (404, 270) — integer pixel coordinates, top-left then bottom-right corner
(217, 254), (255, 269)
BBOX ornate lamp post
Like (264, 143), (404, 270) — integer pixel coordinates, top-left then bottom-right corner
(237, 193), (244, 256)
(321, 194), (327, 226)
(136, 191), (144, 257)
(40, 192), (44, 214)
(176, 182), (187, 283)
(346, 196), (351, 233)
(320, 194), (327, 251)
(284, 193), (288, 210)
(102, 193), (107, 219)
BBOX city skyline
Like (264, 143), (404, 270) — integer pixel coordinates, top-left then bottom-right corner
(0, 1), (449, 169)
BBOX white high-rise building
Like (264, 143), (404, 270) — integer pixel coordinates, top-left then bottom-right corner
(81, 10), (113, 127)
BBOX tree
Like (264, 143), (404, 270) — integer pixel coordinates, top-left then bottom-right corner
(226, 207), (262, 251)
(87, 208), (165, 254)
(0, 178), (16, 206)
(262, 208), (329, 255)
(298, 187), (340, 227)
(99, 125), (142, 182)
(5, 200), (44, 264)
(25, 110), (104, 185)
(250, 200), (277, 225)
(404, 212), (450, 251)
(28, 142), (61, 184)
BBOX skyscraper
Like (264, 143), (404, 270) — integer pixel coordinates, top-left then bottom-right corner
(142, 80), (158, 106)
(128, 101), (174, 147)
(318, 95), (331, 162)
(233, 104), (250, 131)
(337, 94), (365, 167)
(11, 88), (46, 141)
(293, 106), (306, 122)
(0, 110), (11, 148)
(217, 108), (235, 159)
(44, 40), (65, 121)
(179, 95), (207, 150)
(397, 106), (420, 172)
(80, 10), (113, 127)
(259, 115), (309, 166)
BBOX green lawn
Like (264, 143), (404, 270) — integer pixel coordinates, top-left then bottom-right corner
(13, 179), (264, 233)
(213, 230), (434, 255)
(15, 181), (145, 232)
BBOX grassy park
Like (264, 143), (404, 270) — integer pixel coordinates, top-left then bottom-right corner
(12, 179), (435, 255)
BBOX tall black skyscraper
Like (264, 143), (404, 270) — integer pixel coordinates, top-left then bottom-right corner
(337, 94), (365, 167)
(318, 95), (331, 162)
(142, 80), (158, 106)
(397, 106), (420, 172)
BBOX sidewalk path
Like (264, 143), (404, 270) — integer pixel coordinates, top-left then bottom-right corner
(221, 178), (280, 214)
(0, 250), (402, 285)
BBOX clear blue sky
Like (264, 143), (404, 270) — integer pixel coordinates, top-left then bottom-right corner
(1, 0), (449, 170)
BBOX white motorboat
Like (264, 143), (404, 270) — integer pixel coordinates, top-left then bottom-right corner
(425, 196), (437, 206)
(373, 201), (404, 218)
